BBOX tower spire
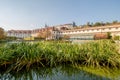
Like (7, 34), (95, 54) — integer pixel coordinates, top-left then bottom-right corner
(45, 23), (48, 28)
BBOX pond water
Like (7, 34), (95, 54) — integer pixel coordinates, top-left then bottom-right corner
(0, 65), (120, 80)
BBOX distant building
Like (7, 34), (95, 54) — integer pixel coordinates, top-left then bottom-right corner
(7, 30), (32, 38)
(54, 23), (74, 30)
(31, 27), (53, 39)
(51, 23), (74, 40)
(60, 24), (120, 40)
(7, 23), (120, 40)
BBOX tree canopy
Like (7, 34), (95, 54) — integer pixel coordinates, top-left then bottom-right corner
(37, 29), (52, 40)
(81, 20), (120, 28)
(0, 27), (5, 40)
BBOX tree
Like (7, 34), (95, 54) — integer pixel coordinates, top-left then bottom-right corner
(37, 31), (46, 39)
(73, 22), (76, 27)
(112, 20), (118, 24)
(6, 36), (17, 41)
(94, 33), (108, 40)
(107, 32), (112, 39)
(106, 22), (111, 25)
(0, 27), (5, 40)
(37, 29), (52, 40)
(93, 22), (103, 26)
(86, 22), (92, 27)
(87, 22), (90, 26)
(114, 36), (120, 40)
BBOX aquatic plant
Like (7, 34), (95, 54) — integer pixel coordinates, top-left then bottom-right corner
(0, 40), (120, 71)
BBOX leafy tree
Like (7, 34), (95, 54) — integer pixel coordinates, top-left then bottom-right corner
(86, 22), (90, 26)
(6, 36), (17, 41)
(0, 27), (5, 40)
(106, 22), (111, 25)
(37, 31), (46, 39)
(93, 22), (103, 26)
(107, 32), (112, 39)
(94, 33), (108, 40)
(114, 36), (120, 40)
(37, 29), (52, 40)
(86, 22), (94, 27)
(112, 20), (118, 24)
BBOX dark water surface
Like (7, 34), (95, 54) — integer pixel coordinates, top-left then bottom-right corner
(0, 65), (120, 80)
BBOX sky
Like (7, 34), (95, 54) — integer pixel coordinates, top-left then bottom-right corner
(0, 0), (120, 30)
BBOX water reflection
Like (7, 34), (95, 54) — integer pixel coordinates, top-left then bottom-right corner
(0, 65), (120, 80)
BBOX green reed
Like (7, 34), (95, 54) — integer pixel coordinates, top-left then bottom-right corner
(0, 40), (120, 71)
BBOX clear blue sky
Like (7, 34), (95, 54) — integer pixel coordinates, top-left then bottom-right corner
(0, 0), (120, 30)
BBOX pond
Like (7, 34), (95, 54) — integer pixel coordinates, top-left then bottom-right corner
(0, 65), (120, 80)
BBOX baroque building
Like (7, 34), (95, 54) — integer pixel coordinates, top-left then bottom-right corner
(7, 23), (120, 40)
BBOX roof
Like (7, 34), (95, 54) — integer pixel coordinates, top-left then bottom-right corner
(61, 24), (120, 32)
(7, 30), (32, 33)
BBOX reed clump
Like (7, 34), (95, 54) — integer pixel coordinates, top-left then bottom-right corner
(0, 40), (120, 71)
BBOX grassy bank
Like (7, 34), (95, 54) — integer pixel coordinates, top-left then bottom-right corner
(0, 40), (120, 71)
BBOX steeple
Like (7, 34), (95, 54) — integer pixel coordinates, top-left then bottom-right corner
(45, 24), (48, 28)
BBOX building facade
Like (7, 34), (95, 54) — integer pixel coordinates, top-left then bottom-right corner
(7, 30), (32, 38)
(7, 23), (74, 40)
(7, 24), (120, 40)
(60, 24), (120, 40)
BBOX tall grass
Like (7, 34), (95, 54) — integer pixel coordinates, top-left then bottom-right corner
(0, 40), (120, 71)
